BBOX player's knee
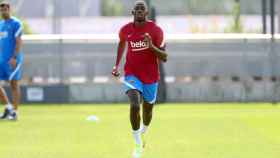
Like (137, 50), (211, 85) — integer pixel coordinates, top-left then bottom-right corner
(10, 81), (18, 90)
(144, 108), (153, 115)
(131, 105), (140, 114)
(127, 90), (141, 107)
(0, 87), (6, 95)
(143, 101), (153, 112)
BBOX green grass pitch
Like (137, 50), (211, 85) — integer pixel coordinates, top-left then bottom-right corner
(1, 103), (280, 158)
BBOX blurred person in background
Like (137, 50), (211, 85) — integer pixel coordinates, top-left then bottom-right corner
(0, 1), (24, 121)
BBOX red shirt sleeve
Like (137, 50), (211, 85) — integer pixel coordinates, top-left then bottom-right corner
(154, 26), (165, 50)
(119, 25), (127, 41)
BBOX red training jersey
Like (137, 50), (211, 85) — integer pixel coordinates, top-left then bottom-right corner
(119, 21), (165, 84)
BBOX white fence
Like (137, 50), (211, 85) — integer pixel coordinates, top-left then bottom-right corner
(19, 34), (280, 102)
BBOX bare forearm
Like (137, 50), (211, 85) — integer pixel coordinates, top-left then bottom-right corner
(115, 41), (126, 67)
(13, 38), (22, 57)
(150, 44), (168, 62)
(112, 41), (125, 77)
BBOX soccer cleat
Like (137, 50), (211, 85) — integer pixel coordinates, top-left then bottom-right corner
(132, 144), (143, 158)
(7, 112), (17, 121)
(0, 108), (10, 119)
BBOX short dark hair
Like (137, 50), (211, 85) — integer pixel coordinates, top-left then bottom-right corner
(134, 0), (148, 8)
(0, 1), (10, 8)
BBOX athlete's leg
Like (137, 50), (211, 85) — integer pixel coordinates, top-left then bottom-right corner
(139, 82), (158, 148)
(10, 80), (20, 111)
(9, 54), (23, 111)
(127, 89), (143, 158)
(123, 76), (144, 157)
(0, 64), (9, 105)
(0, 64), (14, 119)
(140, 101), (154, 148)
(0, 86), (9, 105)
(0, 86), (13, 119)
(142, 101), (154, 131)
(127, 89), (142, 131)
(141, 82), (158, 131)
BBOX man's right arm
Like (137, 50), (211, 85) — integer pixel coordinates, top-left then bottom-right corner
(112, 39), (126, 77)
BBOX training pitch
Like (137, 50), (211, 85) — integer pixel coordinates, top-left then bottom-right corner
(0, 103), (280, 158)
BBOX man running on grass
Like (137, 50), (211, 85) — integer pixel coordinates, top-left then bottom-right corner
(112, 1), (168, 157)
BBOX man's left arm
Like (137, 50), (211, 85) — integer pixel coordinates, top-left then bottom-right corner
(14, 36), (22, 57)
(144, 29), (168, 62)
(9, 22), (23, 68)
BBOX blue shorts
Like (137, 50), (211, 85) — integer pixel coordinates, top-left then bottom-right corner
(124, 75), (158, 104)
(0, 54), (23, 81)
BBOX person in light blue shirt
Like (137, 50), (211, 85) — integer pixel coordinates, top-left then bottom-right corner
(0, 1), (23, 120)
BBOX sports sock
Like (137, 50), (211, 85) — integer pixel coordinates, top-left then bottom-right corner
(5, 104), (13, 111)
(132, 129), (142, 146)
(140, 124), (149, 134)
